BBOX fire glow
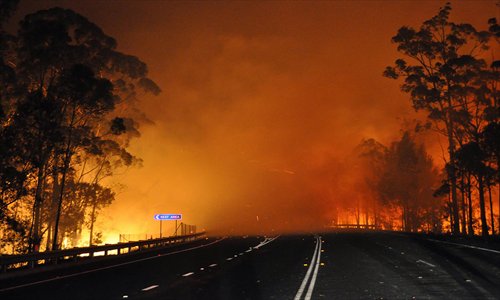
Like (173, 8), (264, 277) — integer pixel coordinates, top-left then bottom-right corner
(1, 1), (497, 253)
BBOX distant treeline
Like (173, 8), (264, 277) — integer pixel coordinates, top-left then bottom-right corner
(0, 1), (159, 253)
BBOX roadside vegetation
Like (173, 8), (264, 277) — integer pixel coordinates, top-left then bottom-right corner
(0, 0), (159, 253)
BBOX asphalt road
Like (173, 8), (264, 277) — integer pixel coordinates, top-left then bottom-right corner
(1, 231), (499, 299)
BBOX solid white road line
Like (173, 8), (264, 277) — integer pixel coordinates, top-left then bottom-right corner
(182, 272), (194, 277)
(304, 236), (322, 300)
(416, 259), (436, 268)
(294, 236), (320, 300)
(141, 285), (159, 291)
(426, 238), (500, 254)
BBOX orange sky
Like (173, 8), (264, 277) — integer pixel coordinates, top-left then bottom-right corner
(15, 0), (499, 237)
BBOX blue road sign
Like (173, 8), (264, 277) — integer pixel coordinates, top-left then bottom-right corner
(154, 214), (182, 220)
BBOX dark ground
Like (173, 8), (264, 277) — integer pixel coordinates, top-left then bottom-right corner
(1, 231), (499, 299)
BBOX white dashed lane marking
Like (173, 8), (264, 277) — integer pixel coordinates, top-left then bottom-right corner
(141, 285), (159, 291)
(416, 259), (436, 268)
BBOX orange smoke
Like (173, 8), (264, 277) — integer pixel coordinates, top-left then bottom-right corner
(14, 1), (497, 237)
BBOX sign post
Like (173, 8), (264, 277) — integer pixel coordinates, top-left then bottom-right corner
(154, 214), (182, 238)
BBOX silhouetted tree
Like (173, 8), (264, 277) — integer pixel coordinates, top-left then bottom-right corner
(378, 132), (441, 232)
(0, 7), (159, 252)
(0, 0), (18, 120)
(455, 142), (494, 236)
(356, 138), (387, 229)
(384, 3), (494, 235)
(482, 122), (500, 233)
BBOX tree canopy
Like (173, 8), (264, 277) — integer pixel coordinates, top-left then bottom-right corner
(0, 6), (159, 253)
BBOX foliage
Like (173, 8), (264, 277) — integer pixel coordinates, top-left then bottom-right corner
(0, 6), (159, 253)
(357, 133), (442, 232)
(384, 3), (499, 236)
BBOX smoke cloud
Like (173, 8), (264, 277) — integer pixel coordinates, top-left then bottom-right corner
(16, 1), (496, 237)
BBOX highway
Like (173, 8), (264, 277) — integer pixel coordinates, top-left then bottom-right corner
(1, 231), (500, 299)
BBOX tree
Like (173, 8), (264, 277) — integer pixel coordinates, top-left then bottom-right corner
(77, 136), (140, 246)
(384, 3), (494, 235)
(355, 138), (387, 229)
(50, 64), (115, 251)
(455, 142), (494, 236)
(0, 0), (18, 120)
(0, 7), (159, 252)
(356, 133), (441, 232)
(378, 132), (441, 232)
(482, 122), (500, 234)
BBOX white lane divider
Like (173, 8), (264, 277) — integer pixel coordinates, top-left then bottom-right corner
(294, 236), (322, 300)
(416, 259), (436, 268)
(253, 236), (279, 250)
(141, 285), (159, 291)
(179, 236), (280, 282)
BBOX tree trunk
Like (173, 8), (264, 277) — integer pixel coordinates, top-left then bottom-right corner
(477, 175), (489, 237)
(52, 107), (77, 251)
(52, 155), (69, 251)
(45, 221), (52, 251)
(402, 205), (407, 231)
(467, 175), (474, 236)
(364, 207), (369, 227)
(460, 174), (467, 235)
(89, 197), (97, 246)
(31, 165), (45, 253)
(447, 134), (460, 235)
(355, 198), (360, 228)
(488, 184), (495, 235)
(44, 165), (60, 251)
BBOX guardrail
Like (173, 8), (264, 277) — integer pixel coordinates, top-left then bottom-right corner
(329, 224), (376, 229)
(0, 232), (205, 273)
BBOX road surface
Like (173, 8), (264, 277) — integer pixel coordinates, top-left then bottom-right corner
(1, 231), (499, 299)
